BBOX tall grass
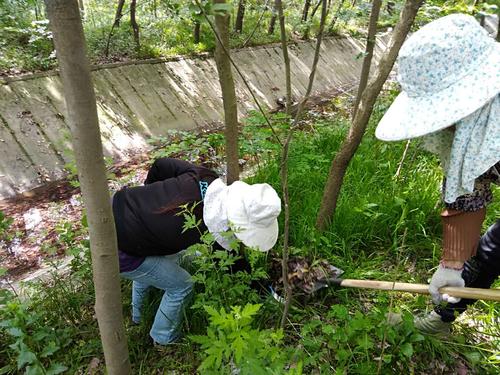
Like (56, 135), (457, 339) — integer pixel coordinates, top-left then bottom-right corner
(1, 93), (498, 373)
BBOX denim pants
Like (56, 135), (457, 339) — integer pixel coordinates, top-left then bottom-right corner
(120, 252), (193, 344)
(436, 219), (500, 322)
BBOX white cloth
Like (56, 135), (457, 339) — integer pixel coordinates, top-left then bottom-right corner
(203, 178), (281, 252)
(422, 95), (500, 203)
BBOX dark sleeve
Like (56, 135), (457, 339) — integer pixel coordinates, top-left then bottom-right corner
(144, 158), (198, 185)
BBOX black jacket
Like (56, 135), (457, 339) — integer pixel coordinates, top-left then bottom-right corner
(112, 158), (218, 256)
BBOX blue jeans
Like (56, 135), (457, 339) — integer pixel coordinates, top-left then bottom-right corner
(120, 252), (193, 345)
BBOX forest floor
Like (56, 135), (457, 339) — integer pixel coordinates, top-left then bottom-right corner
(0, 152), (150, 282)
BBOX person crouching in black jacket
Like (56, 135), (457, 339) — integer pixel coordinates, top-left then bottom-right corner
(112, 157), (281, 345)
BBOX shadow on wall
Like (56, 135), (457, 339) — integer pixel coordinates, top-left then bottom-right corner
(0, 33), (391, 199)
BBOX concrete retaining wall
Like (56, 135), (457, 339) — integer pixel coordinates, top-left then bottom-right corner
(0, 34), (390, 198)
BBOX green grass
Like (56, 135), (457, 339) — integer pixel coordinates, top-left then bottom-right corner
(1, 92), (499, 373)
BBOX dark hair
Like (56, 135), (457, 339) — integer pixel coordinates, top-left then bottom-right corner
(156, 167), (219, 215)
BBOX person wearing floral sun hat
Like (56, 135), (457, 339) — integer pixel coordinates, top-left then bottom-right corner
(375, 14), (500, 334)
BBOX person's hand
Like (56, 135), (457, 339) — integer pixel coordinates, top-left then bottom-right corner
(429, 264), (464, 304)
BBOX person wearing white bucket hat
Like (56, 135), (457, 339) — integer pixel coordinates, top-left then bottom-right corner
(203, 179), (281, 252)
(112, 157), (281, 345)
(375, 14), (500, 335)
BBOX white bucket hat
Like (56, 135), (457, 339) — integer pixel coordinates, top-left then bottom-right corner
(375, 13), (500, 141)
(203, 179), (281, 252)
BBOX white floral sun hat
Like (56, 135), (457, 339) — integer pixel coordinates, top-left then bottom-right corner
(375, 13), (500, 141)
(203, 179), (281, 252)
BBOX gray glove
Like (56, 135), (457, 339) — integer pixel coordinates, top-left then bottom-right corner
(429, 264), (464, 304)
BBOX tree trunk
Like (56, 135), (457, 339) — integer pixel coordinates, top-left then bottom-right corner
(214, 0), (240, 184)
(302, 0), (312, 22)
(34, 0), (40, 20)
(130, 0), (140, 49)
(352, 0), (382, 119)
(280, 0), (328, 329)
(114, 0), (126, 27)
(106, 0), (127, 57)
(242, 0), (270, 47)
(194, 19), (201, 43)
(44, 1), (131, 374)
(276, 0), (292, 114)
(316, 0), (424, 231)
(234, 0), (246, 33)
(310, 0), (323, 19)
(275, 0), (292, 329)
(268, 12), (277, 34)
(303, 0), (322, 39)
(328, 0), (346, 33)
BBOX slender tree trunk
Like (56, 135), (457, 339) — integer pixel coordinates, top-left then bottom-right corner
(328, 0), (346, 33)
(268, 11), (277, 35)
(276, 0), (292, 114)
(78, 0), (84, 12)
(316, 0), (424, 230)
(303, 0), (322, 39)
(302, 0), (312, 22)
(44, 1), (131, 374)
(275, 0), (292, 329)
(352, 0), (382, 119)
(106, 0), (127, 57)
(214, 0), (239, 184)
(243, 0), (270, 47)
(310, 0), (323, 19)
(234, 0), (246, 33)
(280, 0), (328, 329)
(114, 0), (126, 27)
(194, 19), (201, 43)
(34, 0), (40, 20)
(386, 1), (395, 15)
(130, 0), (140, 49)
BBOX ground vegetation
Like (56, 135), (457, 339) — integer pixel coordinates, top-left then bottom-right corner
(1, 91), (499, 373)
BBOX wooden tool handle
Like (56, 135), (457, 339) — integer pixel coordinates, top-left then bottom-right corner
(339, 279), (500, 302)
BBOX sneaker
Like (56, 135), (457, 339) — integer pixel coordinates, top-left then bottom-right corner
(414, 311), (452, 335)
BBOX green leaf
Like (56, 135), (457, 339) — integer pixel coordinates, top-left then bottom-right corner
(335, 348), (350, 362)
(241, 303), (261, 319)
(25, 364), (44, 375)
(409, 333), (425, 343)
(400, 342), (413, 358)
(203, 305), (220, 318)
(17, 347), (37, 369)
(40, 341), (60, 358)
(6, 327), (24, 337)
(464, 351), (481, 364)
(231, 336), (245, 363)
(46, 363), (68, 375)
(32, 330), (50, 342)
(190, 334), (211, 346)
